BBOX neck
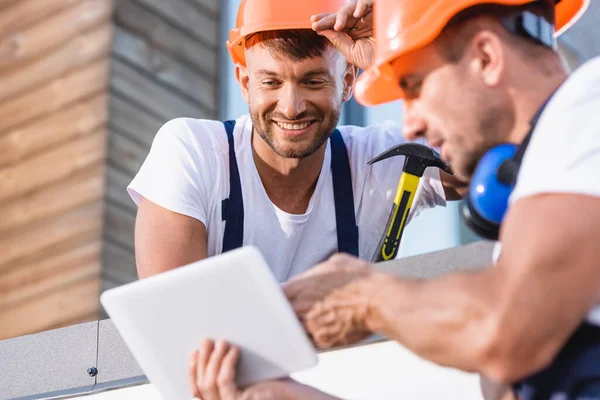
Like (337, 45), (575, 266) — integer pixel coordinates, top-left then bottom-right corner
(252, 130), (327, 214)
(507, 57), (568, 144)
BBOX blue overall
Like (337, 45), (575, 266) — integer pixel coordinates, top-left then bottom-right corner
(513, 322), (600, 399)
(220, 120), (359, 257)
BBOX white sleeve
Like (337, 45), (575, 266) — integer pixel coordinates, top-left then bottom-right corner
(368, 121), (446, 224)
(127, 118), (214, 224)
(511, 68), (600, 202)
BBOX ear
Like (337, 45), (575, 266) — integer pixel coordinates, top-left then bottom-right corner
(469, 30), (505, 89)
(342, 64), (358, 102)
(235, 63), (250, 104)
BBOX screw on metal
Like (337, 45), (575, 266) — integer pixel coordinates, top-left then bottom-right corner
(87, 367), (98, 377)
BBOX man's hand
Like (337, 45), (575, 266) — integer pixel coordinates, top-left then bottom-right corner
(284, 254), (382, 348)
(283, 254), (372, 315)
(188, 340), (339, 400)
(311, 0), (374, 70)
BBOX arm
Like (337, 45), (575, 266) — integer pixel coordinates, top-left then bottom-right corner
(362, 193), (600, 382)
(135, 197), (208, 278)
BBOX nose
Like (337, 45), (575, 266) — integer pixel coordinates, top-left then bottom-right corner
(278, 84), (307, 119)
(402, 100), (427, 142)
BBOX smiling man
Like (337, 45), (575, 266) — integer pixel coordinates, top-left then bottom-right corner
(128, 0), (464, 282)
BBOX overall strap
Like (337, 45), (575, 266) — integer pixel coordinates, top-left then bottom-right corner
(221, 120), (244, 253)
(329, 129), (359, 257)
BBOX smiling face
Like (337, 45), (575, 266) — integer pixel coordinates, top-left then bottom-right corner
(236, 30), (355, 159)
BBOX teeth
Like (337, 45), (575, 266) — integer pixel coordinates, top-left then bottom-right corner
(276, 121), (311, 130)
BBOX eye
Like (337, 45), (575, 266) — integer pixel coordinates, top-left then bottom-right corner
(262, 80), (280, 87)
(305, 79), (326, 88)
(399, 78), (422, 99)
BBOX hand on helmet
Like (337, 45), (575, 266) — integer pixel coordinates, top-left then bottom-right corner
(311, 0), (374, 71)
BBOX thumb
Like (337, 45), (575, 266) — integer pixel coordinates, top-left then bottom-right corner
(317, 29), (354, 58)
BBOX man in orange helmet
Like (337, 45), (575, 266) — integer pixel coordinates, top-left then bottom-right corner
(188, 0), (600, 399)
(129, 0), (463, 282)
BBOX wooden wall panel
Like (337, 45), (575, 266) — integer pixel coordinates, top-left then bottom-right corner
(0, 0), (112, 72)
(0, 0), (80, 39)
(134, 0), (218, 48)
(0, 0), (111, 340)
(103, 0), (220, 291)
(0, 0), (221, 339)
(113, 26), (216, 111)
(114, 0), (217, 78)
(0, 24), (111, 103)
(0, 94), (108, 168)
(0, 60), (109, 134)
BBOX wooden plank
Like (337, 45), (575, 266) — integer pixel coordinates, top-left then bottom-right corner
(0, 202), (103, 271)
(102, 240), (138, 285)
(0, 129), (107, 204)
(0, 24), (111, 104)
(0, 241), (101, 310)
(1, 221), (104, 276)
(114, 0), (217, 78)
(111, 57), (206, 121)
(0, 278), (100, 340)
(108, 131), (149, 177)
(0, 0), (80, 39)
(113, 26), (216, 111)
(104, 203), (136, 251)
(0, 59), (109, 134)
(189, 0), (219, 15)
(106, 165), (137, 212)
(134, 0), (218, 48)
(0, 163), (104, 234)
(0, 93), (108, 168)
(110, 94), (163, 148)
(0, 0), (112, 72)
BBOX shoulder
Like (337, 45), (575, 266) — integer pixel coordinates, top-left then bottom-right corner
(512, 57), (600, 201)
(152, 117), (229, 154)
(530, 56), (600, 149)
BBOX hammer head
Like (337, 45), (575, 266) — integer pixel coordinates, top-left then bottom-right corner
(368, 143), (453, 176)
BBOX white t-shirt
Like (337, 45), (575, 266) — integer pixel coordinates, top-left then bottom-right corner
(495, 56), (600, 325)
(128, 114), (446, 282)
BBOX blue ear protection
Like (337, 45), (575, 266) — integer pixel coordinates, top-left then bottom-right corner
(461, 145), (520, 240)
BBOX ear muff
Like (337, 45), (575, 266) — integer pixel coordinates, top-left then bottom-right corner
(461, 144), (519, 241)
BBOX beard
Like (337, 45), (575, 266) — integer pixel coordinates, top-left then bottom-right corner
(250, 105), (342, 159)
(456, 103), (513, 181)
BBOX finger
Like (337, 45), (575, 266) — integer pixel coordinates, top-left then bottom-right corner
(312, 13), (338, 32)
(354, 0), (373, 18)
(311, 12), (333, 23)
(203, 340), (229, 400)
(188, 350), (201, 399)
(196, 339), (214, 389)
(292, 299), (316, 315)
(317, 30), (355, 58)
(334, 1), (358, 31)
(282, 278), (307, 300)
(217, 346), (240, 399)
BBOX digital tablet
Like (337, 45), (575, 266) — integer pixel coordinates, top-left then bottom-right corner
(100, 246), (318, 400)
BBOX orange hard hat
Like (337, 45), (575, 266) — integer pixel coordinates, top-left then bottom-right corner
(355, 0), (589, 107)
(227, 0), (348, 66)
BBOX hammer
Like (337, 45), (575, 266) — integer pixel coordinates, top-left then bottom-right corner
(369, 143), (451, 263)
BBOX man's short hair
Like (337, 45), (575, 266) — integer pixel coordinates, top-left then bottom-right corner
(245, 29), (331, 62)
(439, 1), (556, 62)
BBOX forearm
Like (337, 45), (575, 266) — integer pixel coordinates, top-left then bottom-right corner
(363, 268), (501, 374)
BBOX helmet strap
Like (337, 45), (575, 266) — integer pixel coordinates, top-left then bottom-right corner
(500, 10), (557, 49)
